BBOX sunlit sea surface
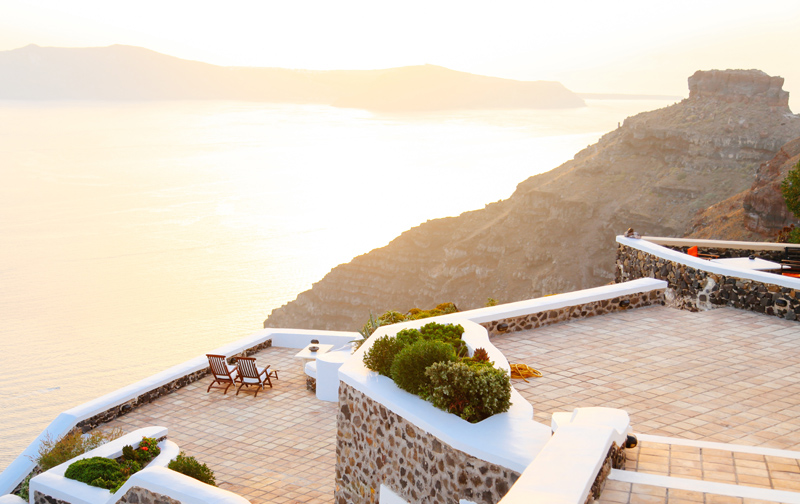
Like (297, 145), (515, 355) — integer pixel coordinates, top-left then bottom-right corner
(0, 98), (674, 471)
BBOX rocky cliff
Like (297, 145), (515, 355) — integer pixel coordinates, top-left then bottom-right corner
(689, 136), (800, 239)
(265, 69), (800, 331)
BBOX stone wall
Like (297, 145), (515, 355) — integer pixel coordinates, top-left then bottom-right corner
(617, 244), (800, 320)
(35, 486), (182, 504)
(335, 384), (520, 504)
(76, 339), (272, 432)
(480, 290), (664, 338)
(33, 491), (69, 504)
(117, 486), (181, 504)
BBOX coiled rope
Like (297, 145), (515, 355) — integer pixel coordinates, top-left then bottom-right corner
(509, 364), (542, 382)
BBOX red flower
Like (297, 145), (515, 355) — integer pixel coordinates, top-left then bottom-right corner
(140, 447), (148, 451)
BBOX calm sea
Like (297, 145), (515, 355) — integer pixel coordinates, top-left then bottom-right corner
(0, 98), (673, 470)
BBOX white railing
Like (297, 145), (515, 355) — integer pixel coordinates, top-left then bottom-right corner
(618, 236), (800, 289)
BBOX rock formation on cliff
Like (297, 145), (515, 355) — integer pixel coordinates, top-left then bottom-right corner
(265, 69), (800, 331)
(689, 136), (800, 240)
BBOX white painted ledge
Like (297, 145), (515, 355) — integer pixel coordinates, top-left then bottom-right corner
(0, 495), (26, 504)
(618, 235), (800, 290)
(500, 423), (615, 504)
(29, 427), (170, 504)
(642, 236), (800, 252)
(117, 466), (249, 504)
(432, 277), (666, 326)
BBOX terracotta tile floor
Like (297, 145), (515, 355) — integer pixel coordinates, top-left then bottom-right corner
(103, 347), (338, 504)
(492, 306), (800, 504)
(99, 306), (799, 503)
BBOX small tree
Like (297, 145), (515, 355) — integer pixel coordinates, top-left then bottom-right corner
(780, 160), (800, 244)
(781, 160), (800, 219)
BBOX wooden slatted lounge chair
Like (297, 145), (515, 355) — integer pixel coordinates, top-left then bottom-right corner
(206, 354), (240, 394)
(236, 357), (279, 397)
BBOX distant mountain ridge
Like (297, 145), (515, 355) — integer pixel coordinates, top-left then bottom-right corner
(264, 69), (800, 331)
(0, 44), (584, 111)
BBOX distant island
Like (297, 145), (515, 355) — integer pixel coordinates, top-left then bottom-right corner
(0, 44), (585, 111)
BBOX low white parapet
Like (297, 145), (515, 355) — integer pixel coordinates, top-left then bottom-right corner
(29, 427), (172, 504)
(501, 407), (632, 504)
(115, 466), (249, 504)
(618, 236), (800, 289)
(29, 425), (246, 504)
(315, 350), (353, 402)
(431, 277), (667, 326)
(641, 236), (800, 252)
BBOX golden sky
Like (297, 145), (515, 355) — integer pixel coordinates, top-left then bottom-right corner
(2, 0), (800, 106)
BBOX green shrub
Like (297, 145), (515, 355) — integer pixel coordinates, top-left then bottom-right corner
(168, 452), (217, 486)
(64, 457), (124, 491)
(778, 225), (800, 244)
(122, 436), (160, 464)
(407, 303), (459, 320)
(363, 335), (405, 376)
(35, 428), (124, 472)
(120, 459), (141, 478)
(15, 473), (31, 500)
(425, 361), (512, 423)
(357, 303), (460, 337)
(463, 347), (493, 367)
(389, 340), (457, 395)
(781, 160), (800, 219)
(377, 310), (406, 326)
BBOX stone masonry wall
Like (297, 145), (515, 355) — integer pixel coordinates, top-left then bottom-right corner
(480, 290), (664, 338)
(617, 244), (800, 320)
(335, 384), (520, 504)
(34, 491), (69, 504)
(116, 486), (181, 504)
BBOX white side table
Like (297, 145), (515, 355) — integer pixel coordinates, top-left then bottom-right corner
(294, 344), (333, 372)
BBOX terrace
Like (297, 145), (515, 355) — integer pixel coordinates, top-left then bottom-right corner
(1, 236), (799, 504)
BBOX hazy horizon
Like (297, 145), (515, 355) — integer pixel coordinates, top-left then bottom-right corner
(2, 1), (799, 110)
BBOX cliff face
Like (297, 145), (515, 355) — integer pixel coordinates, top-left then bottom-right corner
(689, 136), (800, 239)
(265, 70), (800, 331)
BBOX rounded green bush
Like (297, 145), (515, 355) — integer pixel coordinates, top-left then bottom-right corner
(389, 339), (457, 395)
(363, 335), (405, 376)
(168, 452), (216, 486)
(64, 457), (124, 490)
(425, 361), (512, 423)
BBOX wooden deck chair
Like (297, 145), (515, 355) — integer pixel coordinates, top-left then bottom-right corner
(206, 354), (240, 394)
(236, 357), (279, 397)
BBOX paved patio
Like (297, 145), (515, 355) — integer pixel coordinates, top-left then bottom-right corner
(100, 306), (800, 503)
(493, 306), (800, 504)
